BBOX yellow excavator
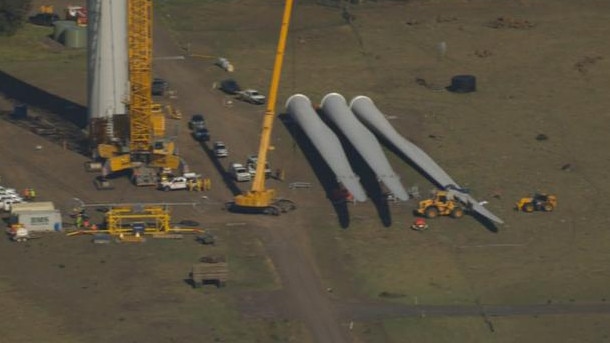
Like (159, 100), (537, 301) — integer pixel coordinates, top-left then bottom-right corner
(89, 0), (182, 188)
(226, 0), (296, 215)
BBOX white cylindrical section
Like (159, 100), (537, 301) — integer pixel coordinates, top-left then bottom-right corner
(350, 95), (460, 188)
(321, 93), (409, 201)
(350, 95), (503, 224)
(87, 0), (128, 123)
(285, 94), (367, 202)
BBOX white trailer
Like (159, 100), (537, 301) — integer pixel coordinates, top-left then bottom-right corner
(10, 209), (62, 232)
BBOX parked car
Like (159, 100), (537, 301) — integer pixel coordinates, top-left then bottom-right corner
(246, 154), (272, 178)
(29, 13), (60, 27)
(1, 197), (24, 212)
(193, 127), (210, 142)
(219, 79), (241, 95)
(0, 187), (18, 196)
(229, 163), (251, 182)
(236, 89), (266, 105)
(189, 114), (206, 130)
(152, 78), (169, 96)
(213, 141), (229, 158)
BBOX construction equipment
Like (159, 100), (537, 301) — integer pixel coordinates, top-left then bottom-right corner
(65, 5), (88, 26)
(411, 218), (429, 231)
(8, 224), (30, 242)
(416, 190), (465, 219)
(515, 193), (557, 213)
(89, 0), (182, 187)
(226, 0), (296, 215)
(67, 203), (203, 239)
(190, 255), (228, 288)
(39, 5), (54, 14)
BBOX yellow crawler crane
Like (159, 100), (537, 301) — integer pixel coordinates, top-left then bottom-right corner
(94, 0), (181, 187)
(226, 0), (296, 215)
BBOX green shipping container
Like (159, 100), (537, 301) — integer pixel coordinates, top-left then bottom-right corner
(53, 20), (76, 43)
(65, 26), (88, 48)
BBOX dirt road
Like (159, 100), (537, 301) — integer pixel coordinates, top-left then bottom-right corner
(152, 22), (352, 343)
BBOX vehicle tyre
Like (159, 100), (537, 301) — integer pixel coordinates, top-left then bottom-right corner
(425, 206), (439, 219)
(451, 207), (464, 218)
(164, 186), (170, 192)
(263, 206), (280, 216)
(275, 199), (296, 212)
(522, 203), (535, 213)
(543, 203), (554, 212)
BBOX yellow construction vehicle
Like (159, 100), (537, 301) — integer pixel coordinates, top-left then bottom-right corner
(515, 193), (557, 213)
(226, 0), (296, 215)
(416, 190), (465, 219)
(90, 0), (182, 187)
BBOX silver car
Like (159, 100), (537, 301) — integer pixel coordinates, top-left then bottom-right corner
(213, 141), (229, 158)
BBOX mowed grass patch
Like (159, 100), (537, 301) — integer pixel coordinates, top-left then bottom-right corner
(0, 279), (81, 343)
(155, 0), (368, 100)
(360, 314), (610, 343)
(0, 24), (85, 63)
(310, 216), (478, 305)
(150, 226), (281, 291)
(0, 23), (87, 104)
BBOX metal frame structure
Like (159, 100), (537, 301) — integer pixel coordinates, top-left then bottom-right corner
(127, 0), (153, 155)
(66, 202), (203, 237)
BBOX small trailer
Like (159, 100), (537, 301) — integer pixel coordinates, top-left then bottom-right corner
(189, 255), (228, 288)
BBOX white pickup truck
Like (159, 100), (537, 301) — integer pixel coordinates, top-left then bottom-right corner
(159, 176), (189, 191)
(236, 89), (266, 105)
(159, 173), (204, 191)
(229, 163), (251, 182)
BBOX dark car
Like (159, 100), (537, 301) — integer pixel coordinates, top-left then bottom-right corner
(188, 114), (206, 130)
(193, 128), (210, 142)
(219, 79), (241, 95)
(29, 13), (60, 27)
(152, 78), (169, 96)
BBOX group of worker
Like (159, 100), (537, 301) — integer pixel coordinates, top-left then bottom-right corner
(22, 188), (37, 200)
(187, 178), (211, 192)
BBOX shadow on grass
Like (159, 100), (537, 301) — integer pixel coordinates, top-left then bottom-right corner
(197, 136), (243, 197)
(318, 110), (392, 228)
(378, 134), (500, 232)
(0, 69), (87, 128)
(279, 113), (351, 228)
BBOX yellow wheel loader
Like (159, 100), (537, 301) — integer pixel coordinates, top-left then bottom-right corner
(416, 190), (465, 219)
(515, 193), (557, 213)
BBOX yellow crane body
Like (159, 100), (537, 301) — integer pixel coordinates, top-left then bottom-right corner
(91, 0), (182, 186)
(231, 0), (295, 215)
(127, 0), (153, 154)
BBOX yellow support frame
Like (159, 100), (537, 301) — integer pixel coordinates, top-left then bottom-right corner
(105, 206), (171, 235)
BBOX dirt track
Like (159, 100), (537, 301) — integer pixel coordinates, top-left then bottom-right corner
(152, 22), (352, 343)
